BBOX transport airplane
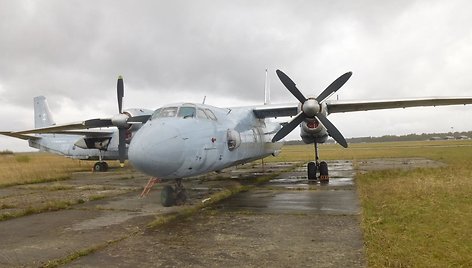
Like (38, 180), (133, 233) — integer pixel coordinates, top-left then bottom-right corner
(2, 71), (472, 206)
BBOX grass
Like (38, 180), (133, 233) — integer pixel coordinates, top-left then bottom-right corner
(270, 139), (472, 267)
(0, 152), (117, 187)
(2, 141), (472, 266)
(354, 145), (472, 267)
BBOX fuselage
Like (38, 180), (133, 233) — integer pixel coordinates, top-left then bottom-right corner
(128, 103), (283, 179)
(29, 132), (123, 160)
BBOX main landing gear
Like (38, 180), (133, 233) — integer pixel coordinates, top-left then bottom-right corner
(93, 161), (109, 172)
(160, 179), (188, 207)
(307, 143), (329, 183)
(93, 150), (108, 172)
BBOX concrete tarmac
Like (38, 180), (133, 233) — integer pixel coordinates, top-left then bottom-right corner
(0, 160), (366, 267)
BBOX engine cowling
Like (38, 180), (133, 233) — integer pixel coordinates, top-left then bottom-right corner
(300, 121), (328, 144)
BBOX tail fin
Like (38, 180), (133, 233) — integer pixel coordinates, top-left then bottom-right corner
(34, 96), (56, 128)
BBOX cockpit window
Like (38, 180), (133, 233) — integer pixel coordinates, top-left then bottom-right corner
(150, 108), (162, 120)
(159, 107), (178, 118)
(178, 107), (196, 118)
(204, 109), (217, 121)
(196, 108), (208, 119)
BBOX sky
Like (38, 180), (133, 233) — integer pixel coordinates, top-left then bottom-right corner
(1, 0), (472, 151)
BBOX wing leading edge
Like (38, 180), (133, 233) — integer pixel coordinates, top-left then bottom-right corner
(326, 97), (472, 114)
(252, 97), (472, 118)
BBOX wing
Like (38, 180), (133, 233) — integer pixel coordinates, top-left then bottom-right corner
(8, 114), (151, 136)
(253, 103), (298, 118)
(326, 97), (472, 114)
(252, 97), (472, 118)
(0, 132), (39, 140)
(1, 120), (115, 141)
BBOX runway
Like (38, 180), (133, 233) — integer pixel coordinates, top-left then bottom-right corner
(0, 160), (366, 267)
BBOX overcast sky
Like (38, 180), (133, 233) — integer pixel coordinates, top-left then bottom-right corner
(1, 0), (472, 151)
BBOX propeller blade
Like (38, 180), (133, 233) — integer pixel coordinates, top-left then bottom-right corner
(272, 112), (306, 142)
(117, 76), (124, 114)
(276, 70), (307, 103)
(316, 113), (348, 148)
(83, 118), (114, 128)
(127, 115), (151, 124)
(316, 72), (352, 103)
(118, 128), (126, 166)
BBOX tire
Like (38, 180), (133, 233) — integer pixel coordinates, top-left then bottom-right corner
(319, 161), (329, 176)
(93, 162), (102, 172)
(307, 161), (317, 180)
(161, 185), (175, 207)
(101, 162), (109, 172)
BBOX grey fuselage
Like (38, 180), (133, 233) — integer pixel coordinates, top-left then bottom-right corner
(29, 132), (123, 160)
(128, 103), (283, 180)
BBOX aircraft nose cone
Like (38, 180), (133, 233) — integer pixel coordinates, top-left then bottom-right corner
(128, 123), (184, 178)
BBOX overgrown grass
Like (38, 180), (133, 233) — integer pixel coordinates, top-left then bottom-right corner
(354, 145), (472, 267)
(0, 153), (107, 187)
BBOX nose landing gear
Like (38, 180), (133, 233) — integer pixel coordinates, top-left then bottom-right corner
(161, 178), (188, 207)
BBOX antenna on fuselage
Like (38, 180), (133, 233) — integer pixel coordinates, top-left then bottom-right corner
(264, 68), (271, 105)
(202, 96), (207, 104)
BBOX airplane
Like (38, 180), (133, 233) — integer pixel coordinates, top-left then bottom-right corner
(2, 70), (472, 207)
(0, 77), (153, 172)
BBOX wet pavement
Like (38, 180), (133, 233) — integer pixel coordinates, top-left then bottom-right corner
(0, 160), (366, 267)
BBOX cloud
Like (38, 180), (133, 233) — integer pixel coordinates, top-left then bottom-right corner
(1, 0), (472, 151)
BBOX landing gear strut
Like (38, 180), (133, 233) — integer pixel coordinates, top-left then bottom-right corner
(160, 178), (188, 207)
(307, 143), (329, 183)
(93, 150), (108, 172)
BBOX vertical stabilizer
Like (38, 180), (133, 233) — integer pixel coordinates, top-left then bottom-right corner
(264, 69), (271, 105)
(34, 96), (56, 128)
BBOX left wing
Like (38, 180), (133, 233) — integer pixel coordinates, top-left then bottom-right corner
(325, 97), (472, 114)
(252, 97), (472, 118)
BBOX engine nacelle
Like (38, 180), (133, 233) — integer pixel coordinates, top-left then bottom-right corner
(301, 119), (324, 134)
(300, 120), (328, 144)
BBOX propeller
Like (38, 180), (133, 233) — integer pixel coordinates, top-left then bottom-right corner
(80, 76), (151, 167)
(272, 70), (352, 148)
(116, 76), (127, 167)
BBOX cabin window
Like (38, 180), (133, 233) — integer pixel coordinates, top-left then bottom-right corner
(196, 108), (209, 119)
(159, 107), (178, 117)
(178, 107), (196, 118)
(204, 109), (217, 121)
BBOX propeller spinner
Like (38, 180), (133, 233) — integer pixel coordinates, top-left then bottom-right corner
(272, 70), (352, 148)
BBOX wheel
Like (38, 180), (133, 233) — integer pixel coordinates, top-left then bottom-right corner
(93, 162), (108, 172)
(161, 185), (175, 207)
(319, 161), (328, 176)
(175, 188), (188, 205)
(93, 162), (103, 172)
(101, 162), (108, 172)
(319, 161), (329, 183)
(307, 161), (317, 180)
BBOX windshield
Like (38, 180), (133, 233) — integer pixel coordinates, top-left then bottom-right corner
(178, 107), (196, 118)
